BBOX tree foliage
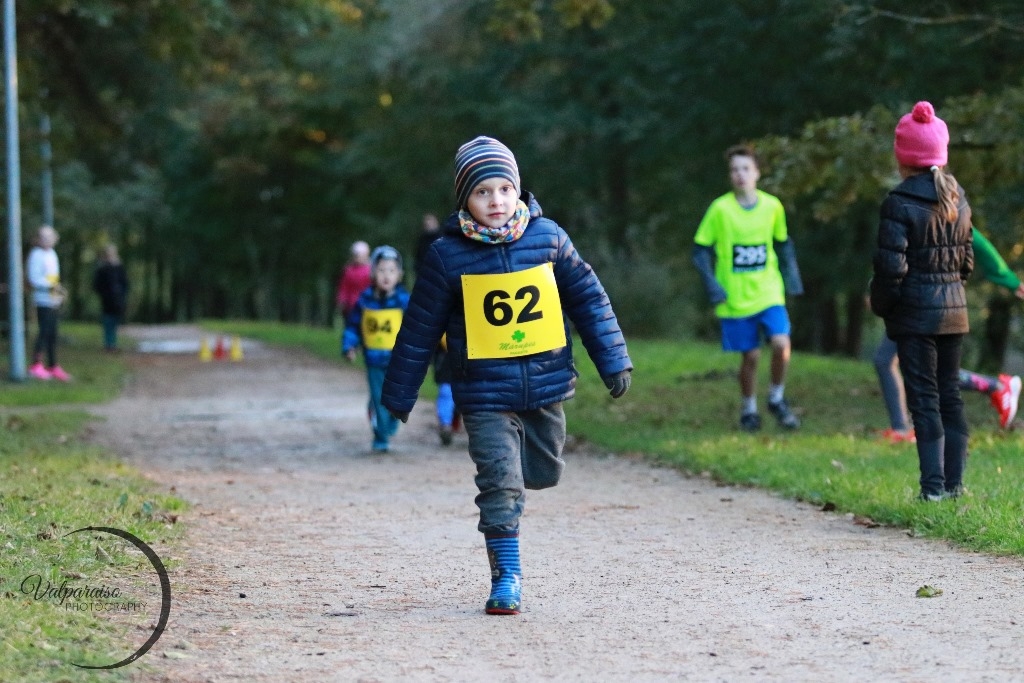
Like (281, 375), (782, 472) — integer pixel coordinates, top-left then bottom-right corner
(5, 0), (1024, 354)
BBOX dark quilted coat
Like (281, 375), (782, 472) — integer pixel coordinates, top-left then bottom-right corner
(870, 172), (973, 337)
(382, 195), (632, 414)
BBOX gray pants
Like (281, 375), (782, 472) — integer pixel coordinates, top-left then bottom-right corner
(462, 404), (566, 535)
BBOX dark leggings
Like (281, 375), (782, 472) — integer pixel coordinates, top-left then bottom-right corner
(33, 306), (59, 367)
(895, 334), (968, 442)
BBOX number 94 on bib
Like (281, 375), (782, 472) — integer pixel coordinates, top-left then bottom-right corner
(462, 263), (567, 360)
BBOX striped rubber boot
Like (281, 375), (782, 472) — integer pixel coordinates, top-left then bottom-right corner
(484, 533), (522, 615)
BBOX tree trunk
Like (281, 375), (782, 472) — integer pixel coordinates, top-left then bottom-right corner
(819, 295), (840, 354)
(844, 289), (865, 358)
(980, 294), (1012, 373)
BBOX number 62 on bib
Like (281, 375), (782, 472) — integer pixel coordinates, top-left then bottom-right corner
(462, 263), (567, 360)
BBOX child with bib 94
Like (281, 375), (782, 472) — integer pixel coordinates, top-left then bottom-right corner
(382, 136), (632, 614)
(342, 245), (410, 453)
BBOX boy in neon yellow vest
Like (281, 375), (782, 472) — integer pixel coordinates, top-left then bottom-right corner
(693, 145), (804, 431)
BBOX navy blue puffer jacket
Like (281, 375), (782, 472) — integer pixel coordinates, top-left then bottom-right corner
(870, 172), (973, 337)
(382, 195), (632, 414)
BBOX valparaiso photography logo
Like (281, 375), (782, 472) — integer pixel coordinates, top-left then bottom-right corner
(18, 526), (171, 669)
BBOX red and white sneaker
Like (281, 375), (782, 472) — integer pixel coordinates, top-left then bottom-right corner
(991, 374), (1022, 429)
(879, 428), (916, 444)
(49, 365), (72, 382)
(28, 362), (51, 380)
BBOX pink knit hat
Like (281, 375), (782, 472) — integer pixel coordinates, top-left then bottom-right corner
(893, 101), (949, 167)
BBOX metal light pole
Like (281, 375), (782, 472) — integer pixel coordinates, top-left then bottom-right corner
(4, 0), (25, 381)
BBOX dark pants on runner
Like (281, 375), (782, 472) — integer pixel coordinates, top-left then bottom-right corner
(33, 306), (59, 367)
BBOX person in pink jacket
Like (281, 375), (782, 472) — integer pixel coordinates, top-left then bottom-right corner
(335, 240), (371, 317)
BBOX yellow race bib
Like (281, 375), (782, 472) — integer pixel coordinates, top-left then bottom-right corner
(361, 308), (402, 351)
(462, 263), (566, 359)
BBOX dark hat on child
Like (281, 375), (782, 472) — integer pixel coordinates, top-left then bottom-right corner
(894, 101), (949, 168)
(454, 136), (520, 209)
(370, 245), (402, 270)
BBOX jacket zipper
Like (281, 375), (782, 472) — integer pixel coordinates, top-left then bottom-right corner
(497, 245), (531, 407)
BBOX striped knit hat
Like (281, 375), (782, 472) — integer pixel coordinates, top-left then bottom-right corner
(454, 136), (520, 209)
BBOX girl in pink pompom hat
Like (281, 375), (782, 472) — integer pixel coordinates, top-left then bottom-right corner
(870, 100), (974, 502)
(893, 101), (949, 167)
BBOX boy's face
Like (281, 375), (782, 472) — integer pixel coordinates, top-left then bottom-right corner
(728, 154), (760, 194)
(373, 259), (402, 293)
(465, 177), (518, 229)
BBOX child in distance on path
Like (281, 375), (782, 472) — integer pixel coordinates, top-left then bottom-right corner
(26, 225), (71, 381)
(342, 245), (410, 453)
(382, 136), (632, 615)
(870, 101), (973, 501)
(336, 240), (372, 319)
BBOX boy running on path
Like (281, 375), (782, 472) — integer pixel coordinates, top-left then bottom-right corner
(342, 246), (410, 452)
(692, 145), (804, 431)
(382, 136), (632, 615)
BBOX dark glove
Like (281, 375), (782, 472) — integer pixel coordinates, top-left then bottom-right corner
(692, 245), (728, 305)
(389, 409), (410, 424)
(603, 370), (631, 399)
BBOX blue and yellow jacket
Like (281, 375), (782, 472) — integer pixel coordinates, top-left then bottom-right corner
(342, 285), (411, 368)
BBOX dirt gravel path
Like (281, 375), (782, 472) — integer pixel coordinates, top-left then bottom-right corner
(87, 324), (1024, 683)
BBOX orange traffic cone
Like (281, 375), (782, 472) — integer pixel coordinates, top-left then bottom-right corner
(199, 337), (212, 362)
(229, 336), (244, 362)
(213, 336), (226, 360)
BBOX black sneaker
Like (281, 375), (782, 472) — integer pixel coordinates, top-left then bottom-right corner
(739, 412), (762, 432)
(768, 399), (800, 429)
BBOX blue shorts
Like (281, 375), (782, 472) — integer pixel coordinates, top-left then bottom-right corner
(720, 305), (791, 353)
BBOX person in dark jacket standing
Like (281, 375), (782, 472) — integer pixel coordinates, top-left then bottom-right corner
(382, 136), (632, 615)
(870, 101), (974, 501)
(92, 244), (129, 352)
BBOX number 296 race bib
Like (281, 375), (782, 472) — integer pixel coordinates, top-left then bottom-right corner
(462, 263), (566, 359)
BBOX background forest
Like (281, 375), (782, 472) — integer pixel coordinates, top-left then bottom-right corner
(4, 0), (1024, 369)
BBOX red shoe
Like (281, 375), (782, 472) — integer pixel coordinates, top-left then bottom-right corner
(879, 428), (916, 444)
(991, 374), (1022, 429)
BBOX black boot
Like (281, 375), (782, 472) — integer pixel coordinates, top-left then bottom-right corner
(943, 430), (969, 497)
(916, 437), (945, 501)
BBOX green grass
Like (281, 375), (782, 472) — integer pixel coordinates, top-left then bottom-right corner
(0, 321), (131, 405)
(207, 321), (1024, 556)
(566, 337), (1024, 555)
(1, 322), (185, 680)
